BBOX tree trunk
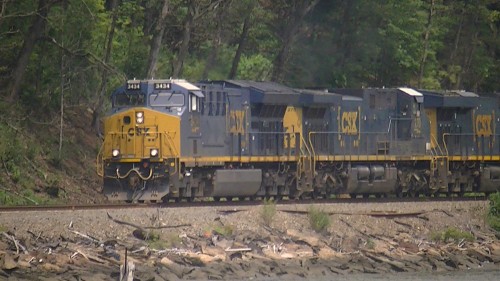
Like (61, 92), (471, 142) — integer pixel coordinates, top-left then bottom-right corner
(0, 0), (8, 28)
(92, 0), (119, 135)
(172, 4), (194, 78)
(146, 0), (170, 79)
(228, 12), (251, 79)
(8, 0), (55, 101)
(172, 0), (224, 78)
(449, 2), (466, 63)
(202, 1), (228, 79)
(271, 0), (319, 83)
(417, 0), (435, 88)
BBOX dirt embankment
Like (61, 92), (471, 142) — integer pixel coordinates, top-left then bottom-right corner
(0, 200), (499, 280)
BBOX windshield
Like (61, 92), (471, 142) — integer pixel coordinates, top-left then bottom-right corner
(150, 92), (184, 107)
(114, 93), (146, 107)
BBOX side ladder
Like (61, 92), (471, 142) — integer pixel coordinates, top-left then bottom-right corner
(429, 135), (449, 193)
(295, 134), (315, 197)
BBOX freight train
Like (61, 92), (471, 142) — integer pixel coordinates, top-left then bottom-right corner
(96, 79), (500, 202)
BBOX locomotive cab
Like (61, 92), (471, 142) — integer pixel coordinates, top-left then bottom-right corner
(97, 79), (203, 202)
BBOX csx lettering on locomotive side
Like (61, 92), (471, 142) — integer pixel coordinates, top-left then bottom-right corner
(341, 111), (358, 135)
(475, 114), (493, 136)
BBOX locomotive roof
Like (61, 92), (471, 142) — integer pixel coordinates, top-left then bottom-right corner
(222, 80), (299, 94)
(198, 80), (302, 105)
(419, 89), (479, 108)
(297, 89), (358, 103)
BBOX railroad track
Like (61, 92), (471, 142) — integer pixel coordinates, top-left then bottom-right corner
(0, 195), (488, 212)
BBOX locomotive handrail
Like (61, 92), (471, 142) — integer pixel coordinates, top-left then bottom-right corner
(442, 132), (498, 158)
(161, 131), (179, 158)
(308, 131), (317, 172)
(96, 141), (104, 177)
(430, 134), (445, 156)
(161, 131), (180, 176)
(299, 133), (314, 175)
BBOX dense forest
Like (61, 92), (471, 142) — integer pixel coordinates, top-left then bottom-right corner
(2, 0), (500, 110)
(0, 0), (499, 203)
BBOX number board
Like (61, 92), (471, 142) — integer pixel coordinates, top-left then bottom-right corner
(154, 83), (171, 90)
(127, 82), (140, 90)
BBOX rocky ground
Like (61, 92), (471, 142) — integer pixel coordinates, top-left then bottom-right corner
(0, 200), (499, 280)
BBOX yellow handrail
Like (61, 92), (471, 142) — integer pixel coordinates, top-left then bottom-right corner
(96, 141), (104, 177)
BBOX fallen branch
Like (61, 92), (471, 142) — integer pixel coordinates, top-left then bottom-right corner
(2, 232), (28, 254)
(23, 156), (47, 180)
(0, 185), (39, 205)
(69, 230), (101, 244)
(68, 248), (105, 264)
(27, 230), (43, 242)
(217, 209), (247, 215)
(280, 209), (425, 218)
(225, 247), (252, 252)
(107, 212), (191, 230)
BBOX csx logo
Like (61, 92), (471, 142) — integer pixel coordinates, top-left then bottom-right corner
(229, 110), (245, 134)
(341, 111), (358, 135)
(475, 114), (493, 136)
(128, 127), (150, 136)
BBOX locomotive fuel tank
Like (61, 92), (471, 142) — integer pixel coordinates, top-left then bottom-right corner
(345, 165), (398, 195)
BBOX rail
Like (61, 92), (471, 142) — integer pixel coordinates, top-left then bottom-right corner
(0, 195), (488, 213)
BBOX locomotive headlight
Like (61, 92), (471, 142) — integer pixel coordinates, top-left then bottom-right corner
(112, 149), (120, 157)
(136, 112), (144, 124)
(150, 148), (158, 157)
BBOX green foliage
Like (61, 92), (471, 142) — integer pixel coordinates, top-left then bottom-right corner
(308, 206), (330, 233)
(366, 238), (375, 250)
(430, 227), (474, 243)
(148, 232), (183, 249)
(238, 54), (273, 80)
(212, 224), (234, 237)
(0, 189), (39, 206)
(260, 198), (277, 227)
(488, 192), (500, 232)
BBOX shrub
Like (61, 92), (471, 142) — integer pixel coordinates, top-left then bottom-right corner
(366, 238), (375, 250)
(308, 206), (330, 233)
(488, 192), (500, 231)
(261, 199), (277, 227)
(430, 227), (474, 242)
(212, 224), (234, 237)
(148, 233), (182, 249)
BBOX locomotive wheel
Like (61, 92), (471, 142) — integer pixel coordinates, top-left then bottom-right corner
(312, 191), (320, 200)
(350, 193), (357, 199)
(395, 187), (404, 198)
(226, 196), (233, 202)
(213, 197), (221, 202)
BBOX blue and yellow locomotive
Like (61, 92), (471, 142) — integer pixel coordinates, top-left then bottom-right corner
(97, 79), (500, 202)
